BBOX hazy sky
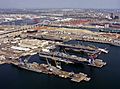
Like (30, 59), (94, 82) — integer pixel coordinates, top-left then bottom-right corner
(0, 0), (120, 9)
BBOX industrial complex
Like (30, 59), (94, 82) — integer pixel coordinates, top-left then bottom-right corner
(0, 9), (120, 83)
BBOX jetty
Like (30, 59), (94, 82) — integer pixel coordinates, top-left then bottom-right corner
(38, 51), (106, 68)
(57, 43), (108, 54)
(0, 59), (90, 83)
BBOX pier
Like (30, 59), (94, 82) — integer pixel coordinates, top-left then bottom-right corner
(57, 43), (108, 54)
(38, 51), (106, 68)
(0, 59), (90, 83)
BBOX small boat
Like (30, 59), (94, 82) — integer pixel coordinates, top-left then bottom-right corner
(98, 48), (109, 53)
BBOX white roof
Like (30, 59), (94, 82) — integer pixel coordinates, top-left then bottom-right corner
(11, 46), (30, 51)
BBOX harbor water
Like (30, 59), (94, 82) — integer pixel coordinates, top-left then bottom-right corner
(0, 41), (120, 89)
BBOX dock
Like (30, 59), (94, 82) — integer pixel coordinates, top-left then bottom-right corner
(57, 43), (108, 54)
(88, 59), (106, 68)
(0, 59), (90, 83)
(38, 51), (106, 68)
(38, 53), (74, 64)
(39, 51), (87, 63)
(14, 62), (91, 82)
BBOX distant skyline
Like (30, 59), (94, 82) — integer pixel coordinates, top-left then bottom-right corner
(0, 0), (120, 9)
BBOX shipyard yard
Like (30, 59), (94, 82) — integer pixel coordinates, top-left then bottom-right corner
(0, 8), (120, 89)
